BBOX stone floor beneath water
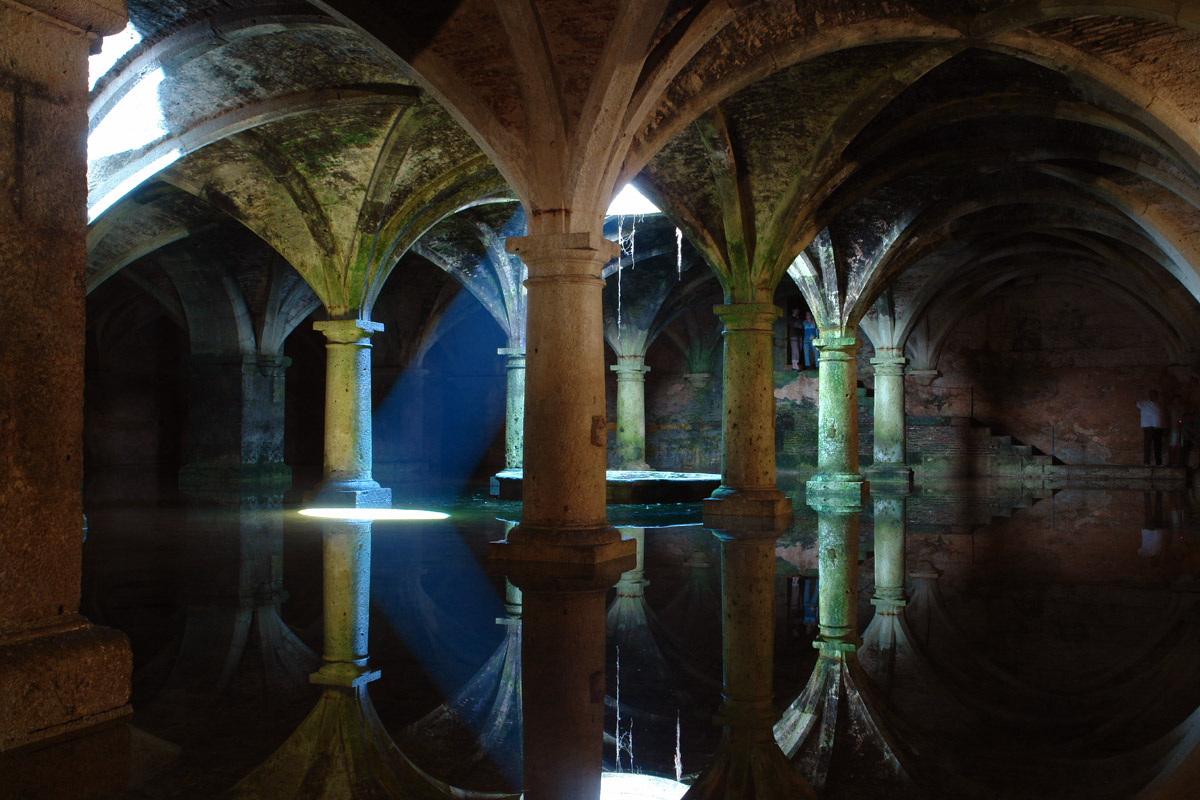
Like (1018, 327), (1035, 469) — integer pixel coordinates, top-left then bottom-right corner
(9, 472), (1200, 798)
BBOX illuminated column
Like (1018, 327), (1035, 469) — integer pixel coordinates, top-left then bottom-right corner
(611, 355), (650, 470)
(499, 346), (526, 470)
(866, 348), (911, 488)
(492, 230), (635, 800)
(806, 335), (866, 502)
(704, 303), (791, 521)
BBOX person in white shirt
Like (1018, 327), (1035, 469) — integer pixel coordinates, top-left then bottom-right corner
(1136, 390), (1164, 466)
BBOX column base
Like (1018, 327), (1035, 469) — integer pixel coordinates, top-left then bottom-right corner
(306, 480), (391, 509)
(863, 464), (912, 492)
(0, 618), (132, 752)
(805, 473), (868, 509)
(703, 487), (792, 526)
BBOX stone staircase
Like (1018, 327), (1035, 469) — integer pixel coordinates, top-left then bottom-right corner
(907, 416), (1055, 481)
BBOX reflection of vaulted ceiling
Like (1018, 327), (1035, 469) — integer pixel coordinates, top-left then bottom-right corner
(88, 2), (1200, 367)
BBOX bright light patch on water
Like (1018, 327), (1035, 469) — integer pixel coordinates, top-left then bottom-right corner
(89, 66), (169, 161)
(601, 773), (688, 799)
(88, 23), (142, 90)
(299, 508), (450, 521)
(608, 184), (660, 216)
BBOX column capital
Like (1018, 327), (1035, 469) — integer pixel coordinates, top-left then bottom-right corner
(870, 353), (907, 374)
(813, 336), (860, 357)
(507, 231), (617, 282)
(907, 367), (939, 386)
(610, 355), (649, 377)
(497, 346), (526, 358)
(313, 318), (383, 344)
(713, 302), (780, 331)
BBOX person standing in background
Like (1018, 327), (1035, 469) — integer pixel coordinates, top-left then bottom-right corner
(1137, 390), (1164, 466)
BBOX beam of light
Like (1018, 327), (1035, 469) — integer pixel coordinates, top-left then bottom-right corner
(88, 148), (182, 222)
(88, 22), (142, 91)
(608, 183), (660, 216)
(88, 66), (169, 161)
(298, 508), (449, 521)
(601, 773), (689, 799)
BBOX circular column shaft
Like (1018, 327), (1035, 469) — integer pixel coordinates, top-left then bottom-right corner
(703, 303), (791, 522)
(806, 336), (866, 502)
(498, 231), (622, 546)
(866, 349), (912, 488)
(499, 347), (526, 470)
(312, 319), (389, 502)
(611, 355), (650, 470)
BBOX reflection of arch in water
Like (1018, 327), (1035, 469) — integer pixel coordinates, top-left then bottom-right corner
(400, 580), (523, 792)
(142, 496), (319, 711)
(372, 527), (501, 695)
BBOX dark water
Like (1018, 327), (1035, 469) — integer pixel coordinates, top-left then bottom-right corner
(33, 480), (1200, 798)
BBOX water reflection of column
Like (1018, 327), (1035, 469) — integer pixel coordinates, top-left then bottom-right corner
(230, 319), (477, 800)
(860, 493), (908, 693)
(775, 498), (914, 792)
(683, 520), (816, 800)
(607, 527), (691, 739)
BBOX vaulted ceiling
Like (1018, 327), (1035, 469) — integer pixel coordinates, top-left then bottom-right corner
(87, 1), (1200, 368)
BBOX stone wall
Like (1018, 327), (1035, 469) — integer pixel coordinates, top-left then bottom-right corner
(909, 279), (1193, 466)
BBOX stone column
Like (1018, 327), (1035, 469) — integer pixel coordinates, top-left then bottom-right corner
(806, 336), (866, 502)
(492, 231), (635, 800)
(179, 354), (291, 493)
(610, 355), (650, 470)
(498, 346), (526, 470)
(704, 303), (791, 521)
(683, 521), (816, 799)
(499, 232), (618, 537)
(308, 319), (389, 685)
(866, 348), (911, 488)
(0, 0), (131, 778)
